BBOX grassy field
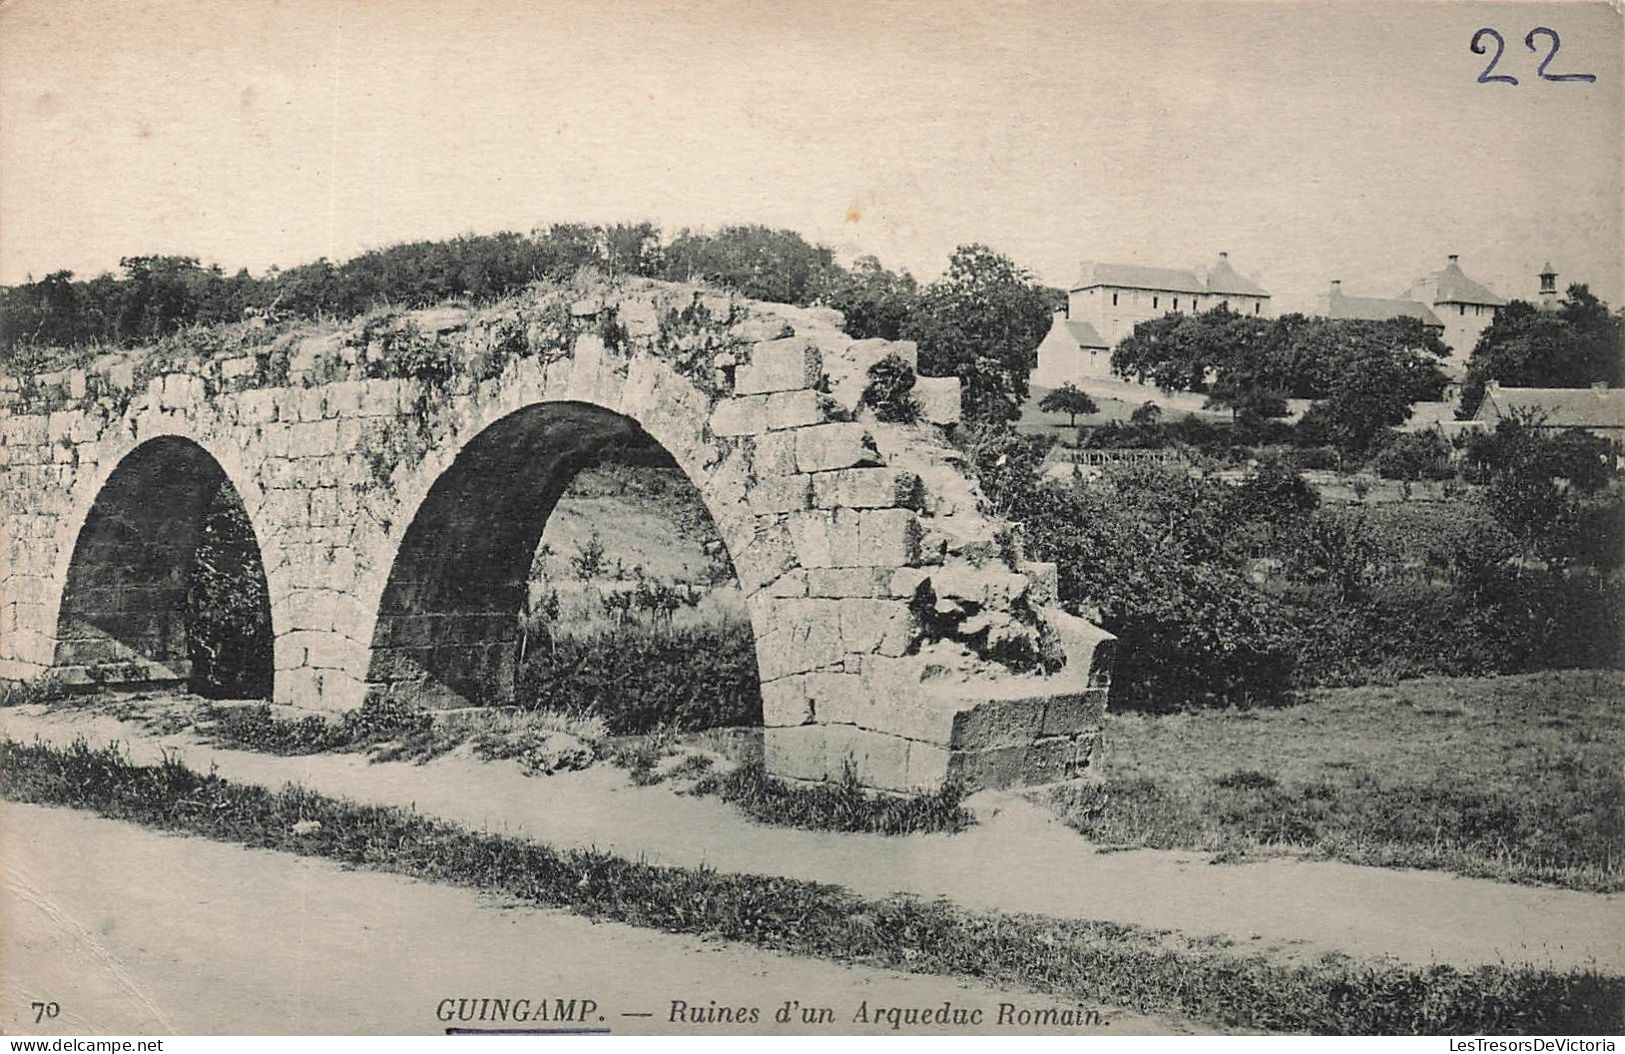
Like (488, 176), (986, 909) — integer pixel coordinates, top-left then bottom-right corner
(1050, 670), (1625, 891)
(3, 736), (1617, 1035)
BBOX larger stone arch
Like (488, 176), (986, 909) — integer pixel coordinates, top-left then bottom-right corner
(50, 433), (279, 691)
(362, 395), (770, 708)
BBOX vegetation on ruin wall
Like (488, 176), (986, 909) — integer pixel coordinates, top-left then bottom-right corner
(1, 224), (1059, 428)
(968, 418), (1624, 711)
(3, 737), (1619, 1035)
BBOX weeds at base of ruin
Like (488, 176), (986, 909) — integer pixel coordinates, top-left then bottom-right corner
(686, 759), (975, 836)
(1, 736), (1618, 1036)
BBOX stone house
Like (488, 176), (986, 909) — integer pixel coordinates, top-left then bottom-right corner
(1033, 252), (1270, 394)
(1400, 255), (1506, 370)
(1473, 381), (1625, 441)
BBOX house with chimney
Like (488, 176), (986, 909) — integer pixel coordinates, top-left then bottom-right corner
(1400, 255), (1507, 367)
(1032, 252), (1271, 392)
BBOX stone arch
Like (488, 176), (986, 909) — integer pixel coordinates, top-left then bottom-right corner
(364, 396), (767, 708)
(51, 435), (277, 692)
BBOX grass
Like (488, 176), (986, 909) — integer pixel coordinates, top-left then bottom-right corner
(689, 760), (975, 836)
(1049, 670), (1625, 891)
(0, 675), (73, 709)
(2, 737), (1619, 1036)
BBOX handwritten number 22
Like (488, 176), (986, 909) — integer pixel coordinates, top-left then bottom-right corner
(1473, 26), (1596, 85)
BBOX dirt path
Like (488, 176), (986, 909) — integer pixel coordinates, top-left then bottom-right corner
(0, 802), (1197, 1036)
(4, 705), (1620, 975)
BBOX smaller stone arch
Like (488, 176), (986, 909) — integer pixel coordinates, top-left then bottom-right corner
(51, 435), (277, 693)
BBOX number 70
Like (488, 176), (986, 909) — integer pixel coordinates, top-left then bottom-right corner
(1472, 27), (1597, 85)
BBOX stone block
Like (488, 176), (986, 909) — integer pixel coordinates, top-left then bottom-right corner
(760, 676), (813, 727)
(746, 473), (811, 516)
(735, 337), (822, 395)
(855, 509), (921, 566)
(800, 671), (864, 726)
(733, 521), (799, 594)
(763, 725), (830, 782)
(820, 724), (915, 792)
(785, 509), (841, 568)
(709, 395), (770, 437)
(794, 423), (879, 473)
(838, 599), (913, 656)
(1041, 689), (1108, 736)
(748, 431), (798, 476)
(950, 697), (1048, 751)
(805, 567), (891, 598)
(912, 375), (962, 425)
(811, 468), (921, 509)
(754, 600), (843, 680)
(763, 569), (808, 597)
(764, 389), (825, 430)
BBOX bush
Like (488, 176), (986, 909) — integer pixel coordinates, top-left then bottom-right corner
(185, 482), (273, 698)
(1373, 431), (1455, 482)
(516, 617), (761, 733)
(861, 353), (920, 423)
(1023, 468), (1298, 710)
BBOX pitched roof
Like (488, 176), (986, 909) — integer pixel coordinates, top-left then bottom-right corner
(1476, 386), (1625, 429)
(1326, 290), (1443, 327)
(1062, 319), (1109, 348)
(1415, 259), (1507, 306)
(1205, 256), (1270, 297)
(1074, 262), (1207, 295)
(1073, 255), (1271, 298)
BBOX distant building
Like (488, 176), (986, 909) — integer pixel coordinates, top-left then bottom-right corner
(1322, 280), (1445, 333)
(1033, 252), (1271, 392)
(1474, 381), (1625, 441)
(1400, 255), (1506, 367)
(1537, 262), (1561, 311)
(1031, 317), (1111, 390)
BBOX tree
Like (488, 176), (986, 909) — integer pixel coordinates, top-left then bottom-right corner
(1459, 286), (1625, 416)
(659, 225), (836, 305)
(1130, 401), (1162, 425)
(1289, 318), (1451, 453)
(603, 222), (663, 278)
(904, 244), (1053, 424)
(818, 254), (919, 340)
(1038, 383), (1099, 426)
(1112, 304), (1273, 394)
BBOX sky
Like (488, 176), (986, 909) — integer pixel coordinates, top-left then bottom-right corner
(1, 0), (1621, 314)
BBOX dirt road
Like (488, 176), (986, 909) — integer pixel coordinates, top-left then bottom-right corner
(0, 802), (1199, 1036)
(4, 704), (1617, 974)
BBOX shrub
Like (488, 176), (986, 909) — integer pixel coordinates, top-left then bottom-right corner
(185, 482), (274, 698)
(861, 353), (921, 423)
(516, 617), (761, 733)
(1373, 430), (1454, 482)
(1023, 469), (1298, 710)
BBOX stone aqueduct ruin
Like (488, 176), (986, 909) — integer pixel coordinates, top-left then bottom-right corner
(0, 277), (1114, 793)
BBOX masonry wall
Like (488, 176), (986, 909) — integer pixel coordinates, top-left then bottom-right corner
(0, 275), (1114, 794)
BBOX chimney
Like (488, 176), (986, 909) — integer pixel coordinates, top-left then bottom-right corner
(1218, 251), (1228, 261)
(1447, 254), (1460, 267)
(1330, 279), (1342, 294)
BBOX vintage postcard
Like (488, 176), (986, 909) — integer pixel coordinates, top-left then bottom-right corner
(0, 0), (1621, 1042)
